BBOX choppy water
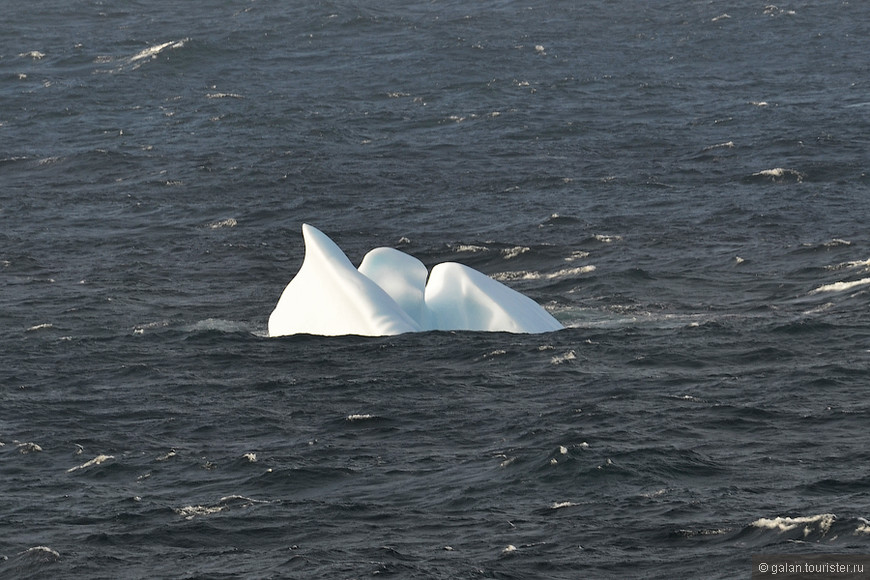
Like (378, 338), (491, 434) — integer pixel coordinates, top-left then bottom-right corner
(3, 1), (870, 578)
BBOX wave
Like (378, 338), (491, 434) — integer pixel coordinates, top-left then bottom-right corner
(745, 168), (805, 183)
(174, 495), (269, 520)
(94, 38), (191, 73)
(492, 266), (596, 282)
(129, 38), (189, 64)
(67, 454), (114, 473)
(810, 277), (870, 295)
(828, 257), (870, 271)
(752, 513), (835, 535)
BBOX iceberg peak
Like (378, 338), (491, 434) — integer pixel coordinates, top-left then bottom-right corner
(268, 224), (563, 337)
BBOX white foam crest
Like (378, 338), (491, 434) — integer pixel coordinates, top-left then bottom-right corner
(810, 277), (870, 294)
(702, 141), (734, 151)
(19, 50), (46, 59)
(451, 244), (488, 253)
(751, 167), (804, 182)
(20, 546), (60, 559)
(492, 266), (595, 282)
(131, 39), (189, 62)
(752, 513), (835, 535)
(176, 504), (226, 519)
(206, 93), (244, 99)
(26, 323), (53, 332)
(830, 258), (870, 271)
(592, 234), (622, 243)
(346, 414), (376, 421)
(501, 246), (530, 259)
(550, 501), (578, 509)
(208, 218), (237, 229)
(185, 318), (251, 333)
(565, 250), (590, 262)
(764, 5), (796, 16)
(133, 320), (169, 335)
(16, 442), (43, 454)
(67, 454), (114, 472)
(156, 449), (177, 461)
(550, 350), (576, 365)
(175, 495), (266, 520)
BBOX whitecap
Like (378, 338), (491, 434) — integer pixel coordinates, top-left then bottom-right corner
(19, 50), (46, 59)
(26, 323), (53, 332)
(550, 350), (576, 365)
(156, 449), (177, 461)
(830, 258), (870, 271)
(243, 453), (257, 462)
(20, 546), (60, 559)
(130, 39), (188, 63)
(550, 501), (578, 509)
(810, 277), (870, 294)
(593, 234), (622, 243)
(185, 318), (251, 333)
(501, 246), (530, 259)
(175, 495), (266, 520)
(750, 167), (804, 182)
(206, 92), (244, 99)
(67, 454), (114, 472)
(176, 504), (226, 519)
(752, 513), (835, 535)
(702, 141), (734, 152)
(565, 250), (590, 262)
(492, 266), (595, 282)
(764, 5), (796, 16)
(451, 243), (488, 253)
(346, 414), (376, 421)
(16, 442), (42, 454)
(132, 320), (169, 335)
(208, 218), (237, 229)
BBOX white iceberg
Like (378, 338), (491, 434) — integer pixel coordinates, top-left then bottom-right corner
(267, 224), (563, 337)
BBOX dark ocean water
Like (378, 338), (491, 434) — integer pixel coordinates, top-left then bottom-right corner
(3, 1), (870, 578)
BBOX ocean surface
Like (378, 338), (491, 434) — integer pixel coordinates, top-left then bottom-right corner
(3, 1), (870, 578)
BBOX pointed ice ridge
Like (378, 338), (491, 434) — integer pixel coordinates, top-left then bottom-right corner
(268, 224), (563, 337)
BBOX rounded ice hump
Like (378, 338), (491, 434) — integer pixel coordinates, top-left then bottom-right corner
(267, 224), (563, 337)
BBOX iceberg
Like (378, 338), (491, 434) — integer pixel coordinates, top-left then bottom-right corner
(267, 224), (563, 337)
